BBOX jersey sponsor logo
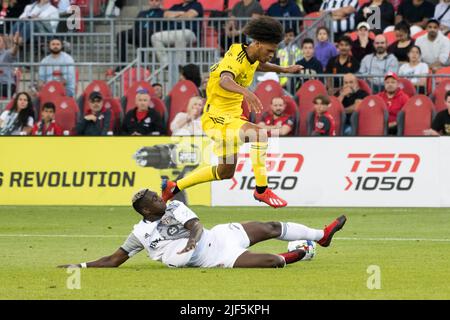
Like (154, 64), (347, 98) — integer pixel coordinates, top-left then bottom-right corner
(149, 237), (162, 249)
(167, 225), (179, 236)
(345, 153), (420, 191)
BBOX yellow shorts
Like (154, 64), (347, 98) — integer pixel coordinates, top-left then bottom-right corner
(201, 112), (248, 158)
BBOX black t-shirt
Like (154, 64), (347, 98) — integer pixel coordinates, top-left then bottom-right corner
(169, 2), (204, 35)
(352, 38), (374, 62)
(398, 0), (435, 24)
(295, 57), (324, 89)
(388, 39), (415, 63)
(431, 109), (450, 135)
(326, 55), (360, 87)
(338, 89), (368, 124)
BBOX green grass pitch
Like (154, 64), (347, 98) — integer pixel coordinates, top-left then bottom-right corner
(0, 206), (449, 300)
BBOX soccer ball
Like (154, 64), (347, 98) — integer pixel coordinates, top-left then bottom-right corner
(287, 240), (316, 261)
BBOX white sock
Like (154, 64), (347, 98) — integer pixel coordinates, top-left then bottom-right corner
(277, 222), (324, 241)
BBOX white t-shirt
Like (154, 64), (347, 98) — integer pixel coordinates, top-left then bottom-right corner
(0, 110), (34, 135)
(398, 62), (430, 85)
(170, 112), (203, 136)
(121, 201), (199, 267)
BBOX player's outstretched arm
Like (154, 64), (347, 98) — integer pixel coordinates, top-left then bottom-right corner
(178, 218), (204, 254)
(257, 62), (303, 74)
(58, 248), (130, 268)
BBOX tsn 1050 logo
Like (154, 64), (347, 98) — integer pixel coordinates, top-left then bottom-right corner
(345, 153), (420, 192)
(229, 153), (303, 191)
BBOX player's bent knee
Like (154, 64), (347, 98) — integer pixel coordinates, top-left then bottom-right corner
(217, 166), (235, 180)
(265, 221), (282, 237)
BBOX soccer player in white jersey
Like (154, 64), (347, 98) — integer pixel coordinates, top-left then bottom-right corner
(59, 189), (347, 269)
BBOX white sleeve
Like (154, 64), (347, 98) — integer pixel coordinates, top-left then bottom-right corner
(0, 111), (8, 121)
(418, 63), (430, 75)
(121, 233), (144, 257)
(439, 38), (450, 65)
(171, 201), (199, 225)
(26, 117), (34, 127)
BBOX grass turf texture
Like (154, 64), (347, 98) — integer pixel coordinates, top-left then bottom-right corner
(0, 206), (449, 300)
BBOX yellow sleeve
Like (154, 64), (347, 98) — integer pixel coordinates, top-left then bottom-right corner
(212, 47), (244, 79)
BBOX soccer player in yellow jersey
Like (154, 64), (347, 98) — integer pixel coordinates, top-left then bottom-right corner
(162, 16), (303, 208)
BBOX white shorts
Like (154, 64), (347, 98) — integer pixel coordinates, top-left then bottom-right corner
(187, 223), (250, 268)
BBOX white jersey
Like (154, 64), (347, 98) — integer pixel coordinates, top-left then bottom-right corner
(121, 201), (199, 267)
(121, 201), (251, 268)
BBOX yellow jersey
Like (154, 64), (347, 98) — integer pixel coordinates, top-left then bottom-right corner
(205, 43), (260, 118)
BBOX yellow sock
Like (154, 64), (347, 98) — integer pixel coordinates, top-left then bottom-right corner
(250, 142), (268, 187)
(177, 166), (220, 190)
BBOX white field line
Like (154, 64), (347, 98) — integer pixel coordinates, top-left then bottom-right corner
(0, 234), (449, 242)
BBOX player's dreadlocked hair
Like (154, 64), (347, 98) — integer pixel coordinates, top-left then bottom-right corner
(132, 189), (148, 215)
(243, 16), (284, 44)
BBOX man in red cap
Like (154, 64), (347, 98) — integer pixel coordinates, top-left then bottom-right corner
(378, 71), (409, 135)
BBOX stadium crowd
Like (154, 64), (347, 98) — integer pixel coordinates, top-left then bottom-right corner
(0, 0), (449, 136)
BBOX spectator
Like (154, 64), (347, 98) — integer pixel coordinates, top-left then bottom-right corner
(31, 102), (63, 135)
(415, 19), (450, 71)
(223, 0), (264, 51)
(302, 0), (323, 14)
(388, 21), (415, 64)
(116, 0), (165, 68)
(311, 94), (336, 136)
(336, 73), (368, 135)
(320, 0), (358, 38)
(434, 0), (450, 34)
(12, 0), (59, 43)
(351, 22), (374, 62)
(267, 0), (303, 34)
(314, 26), (338, 70)
(152, 83), (164, 100)
(396, 0), (435, 31)
(179, 63), (202, 88)
(170, 96), (203, 136)
(378, 72), (409, 135)
(0, 33), (20, 98)
(76, 91), (112, 136)
(258, 97), (294, 136)
(105, 0), (123, 17)
(122, 90), (164, 136)
(38, 37), (75, 97)
(424, 90), (450, 135)
(398, 45), (429, 93)
(276, 28), (303, 89)
(151, 0), (203, 66)
(295, 38), (323, 89)
(0, 91), (34, 135)
(326, 36), (360, 91)
(355, 0), (395, 34)
(359, 34), (399, 92)
(0, 0), (33, 34)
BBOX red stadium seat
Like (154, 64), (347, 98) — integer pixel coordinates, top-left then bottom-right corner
(103, 97), (123, 133)
(358, 79), (372, 95)
(434, 66), (450, 85)
(433, 79), (450, 112)
(328, 96), (346, 136)
(162, 0), (181, 9)
(198, 0), (224, 11)
(165, 80), (200, 135)
(52, 96), (79, 135)
(227, 0), (240, 9)
(296, 79), (327, 136)
(306, 96), (345, 136)
(79, 80), (112, 114)
(383, 31), (397, 46)
(397, 95), (435, 136)
(412, 29), (427, 40)
(253, 80), (284, 122)
(259, 0), (278, 11)
(303, 12), (322, 29)
(123, 68), (151, 95)
(123, 81), (156, 113)
(39, 81), (66, 99)
(351, 95), (389, 136)
(241, 99), (253, 122)
(398, 78), (417, 97)
(348, 31), (376, 41)
(203, 25), (219, 48)
(358, 0), (371, 7)
(282, 95), (300, 135)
